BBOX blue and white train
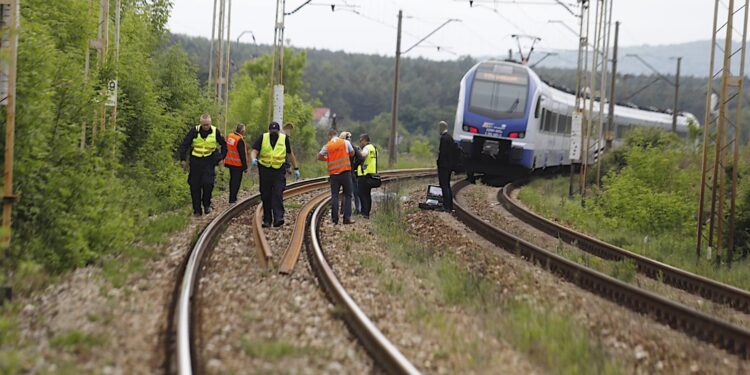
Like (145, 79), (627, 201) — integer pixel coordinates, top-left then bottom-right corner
(453, 60), (698, 176)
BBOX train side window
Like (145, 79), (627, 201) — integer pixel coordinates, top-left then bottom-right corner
(540, 109), (548, 131)
(551, 112), (560, 133)
(543, 110), (553, 132)
(535, 96), (546, 119)
(558, 115), (571, 134)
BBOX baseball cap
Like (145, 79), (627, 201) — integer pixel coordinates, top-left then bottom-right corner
(269, 122), (280, 131)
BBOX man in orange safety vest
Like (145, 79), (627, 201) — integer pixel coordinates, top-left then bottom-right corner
(224, 123), (248, 204)
(318, 128), (356, 224)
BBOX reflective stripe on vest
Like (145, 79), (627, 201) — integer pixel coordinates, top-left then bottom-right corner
(192, 125), (218, 157)
(357, 144), (377, 176)
(326, 138), (352, 175)
(225, 132), (244, 167)
(259, 132), (286, 169)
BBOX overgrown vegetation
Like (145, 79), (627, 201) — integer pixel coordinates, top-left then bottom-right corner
(0, 0), (212, 289)
(519, 128), (750, 289)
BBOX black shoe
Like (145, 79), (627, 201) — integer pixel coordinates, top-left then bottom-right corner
(193, 212), (202, 217)
(204, 207), (212, 214)
(262, 222), (271, 228)
(362, 215), (369, 220)
(343, 219), (355, 225)
(273, 220), (285, 227)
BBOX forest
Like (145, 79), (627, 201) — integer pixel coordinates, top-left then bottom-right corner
(171, 33), (750, 148)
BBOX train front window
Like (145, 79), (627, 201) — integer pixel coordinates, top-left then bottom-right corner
(469, 79), (528, 119)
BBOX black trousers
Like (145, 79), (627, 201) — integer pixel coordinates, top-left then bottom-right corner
(259, 166), (286, 224)
(357, 176), (373, 217)
(330, 172), (353, 224)
(190, 183), (213, 214)
(188, 155), (217, 214)
(438, 167), (453, 210)
(228, 166), (244, 203)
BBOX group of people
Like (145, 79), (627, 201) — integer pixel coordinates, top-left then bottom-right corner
(317, 129), (378, 224)
(179, 113), (457, 225)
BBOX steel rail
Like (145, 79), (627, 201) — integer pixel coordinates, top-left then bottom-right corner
(172, 169), (433, 374)
(499, 182), (750, 314)
(454, 180), (750, 358)
(172, 177), (326, 374)
(280, 169), (435, 275)
(308, 194), (422, 375)
(254, 178), (330, 270)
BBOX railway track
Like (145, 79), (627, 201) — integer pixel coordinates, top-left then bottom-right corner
(167, 169), (432, 375)
(453, 179), (750, 358)
(499, 181), (750, 314)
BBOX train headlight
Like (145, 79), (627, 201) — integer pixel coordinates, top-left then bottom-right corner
(463, 124), (479, 134)
(508, 132), (525, 139)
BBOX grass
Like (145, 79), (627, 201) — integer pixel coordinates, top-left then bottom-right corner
(50, 330), (105, 355)
(518, 176), (750, 290)
(142, 210), (190, 244)
(435, 256), (491, 306)
(369, 185), (624, 374)
(241, 337), (321, 360)
(503, 301), (623, 375)
(357, 254), (384, 275)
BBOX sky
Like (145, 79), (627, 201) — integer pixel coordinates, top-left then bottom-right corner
(167, 0), (712, 61)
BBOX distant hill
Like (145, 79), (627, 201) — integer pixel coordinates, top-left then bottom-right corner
(529, 40), (740, 78)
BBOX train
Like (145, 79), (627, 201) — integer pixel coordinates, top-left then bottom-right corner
(452, 60), (699, 176)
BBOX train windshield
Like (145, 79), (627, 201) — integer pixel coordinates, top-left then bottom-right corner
(469, 64), (529, 119)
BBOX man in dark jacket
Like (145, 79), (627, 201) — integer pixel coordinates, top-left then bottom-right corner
(437, 120), (457, 212)
(179, 113), (227, 216)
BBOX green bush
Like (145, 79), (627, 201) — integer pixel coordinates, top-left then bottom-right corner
(2, 1), (203, 280)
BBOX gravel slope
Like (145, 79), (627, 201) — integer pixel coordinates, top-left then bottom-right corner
(5, 190), (241, 374)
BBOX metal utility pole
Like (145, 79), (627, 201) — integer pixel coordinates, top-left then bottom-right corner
(1, 0), (19, 249)
(223, 0), (232, 135)
(605, 20), (619, 149)
(269, 0), (286, 125)
(580, 0), (610, 200)
(569, 0), (589, 197)
(696, 0), (748, 266)
(388, 13), (458, 167)
(215, 0), (226, 104)
(594, 0), (613, 188)
(671, 56), (681, 133)
(388, 10), (403, 168)
(208, 0), (218, 90)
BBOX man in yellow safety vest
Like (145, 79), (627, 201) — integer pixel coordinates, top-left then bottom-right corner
(250, 122), (299, 227)
(356, 133), (378, 219)
(179, 113), (227, 216)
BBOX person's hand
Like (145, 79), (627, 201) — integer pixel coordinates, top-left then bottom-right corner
(251, 159), (258, 167)
(180, 160), (187, 170)
(293, 169), (300, 180)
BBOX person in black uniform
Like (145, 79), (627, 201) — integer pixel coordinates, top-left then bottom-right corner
(250, 122), (299, 227)
(179, 113), (227, 216)
(437, 120), (457, 212)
